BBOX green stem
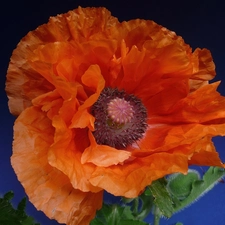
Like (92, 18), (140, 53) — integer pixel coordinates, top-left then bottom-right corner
(149, 179), (174, 218)
(133, 197), (139, 216)
(153, 206), (161, 225)
(135, 195), (154, 221)
(111, 205), (117, 225)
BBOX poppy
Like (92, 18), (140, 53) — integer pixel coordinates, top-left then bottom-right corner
(6, 6), (225, 225)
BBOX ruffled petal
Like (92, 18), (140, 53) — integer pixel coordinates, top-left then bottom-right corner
(70, 65), (105, 130)
(148, 82), (225, 124)
(5, 7), (118, 116)
(113, 20), (215, 102)
(67, 191), (103, 225)
(30, 60), (78, 100)
(11, 107), (102, 224)
(81, 131), (131, 167)
(131, 122), (225, 160)
(188, 136), (224, 167)
(32, 90), (63, 120)
(191, 48), (216, 79)
(48, 115), (101, 193)
(89, 152), (188, 198)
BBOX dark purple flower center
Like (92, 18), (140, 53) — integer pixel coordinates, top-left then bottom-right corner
(91, 87), (148, 149)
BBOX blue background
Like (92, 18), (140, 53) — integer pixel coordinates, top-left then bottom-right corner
(1, 0), (225, 224)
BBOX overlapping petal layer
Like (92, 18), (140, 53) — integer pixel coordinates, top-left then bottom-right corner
(6, 6), (225, 224)
(11, 107), (103, 224)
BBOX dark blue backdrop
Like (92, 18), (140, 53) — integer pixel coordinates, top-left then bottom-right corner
(1, 0), (225, 224)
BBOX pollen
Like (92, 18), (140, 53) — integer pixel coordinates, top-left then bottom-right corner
(107, 98), (134, 124)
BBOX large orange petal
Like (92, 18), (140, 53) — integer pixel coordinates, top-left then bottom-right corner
(5, 53), (53, 115)
(81, 131), (131, 167)
(65, 7), (119, 41)
(190, 48), (216, 80)
(116, 41), (192, 112)
(188, 48), (215, 91)
(131, 122), (225, 157)
(5, 7), (119, 116)
(67, 191), (103, 225)
(148, 82), (225, 124)
(30, 60), (79, 100)
(48, 115), (102, 193)
(113, 20), (215, 103)
(66, 191), (103, 225)
(70, 65), (105, 130)
(32, 88), (79, 125)
(188, 136), (224, 167)
(89, 152), (188, 198)
(11, 106), (102, 224)
(32, 90), (63, 120)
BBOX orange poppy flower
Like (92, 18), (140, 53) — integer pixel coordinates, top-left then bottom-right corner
(6, 6), (225, 225)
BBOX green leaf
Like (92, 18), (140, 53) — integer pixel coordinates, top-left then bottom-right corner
(17, 197), (26, 212)
(134, 189), (154, 220)
(167, 169), (200, 200)
(3, 191), (14, 201)
(91, 204), (134, 225)
(122, 188), (154, 221)
(118, 219), (149, 225)
(91, 203), (150, 225)
(90, 218), (105, 225)
(109, 204), (134, 224)
(0, 191), (40, 225)
(149, 178), (174, 218)
(173, 167), (225, 212)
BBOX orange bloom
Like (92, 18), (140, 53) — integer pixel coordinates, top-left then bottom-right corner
(5, 6), (225, 225)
